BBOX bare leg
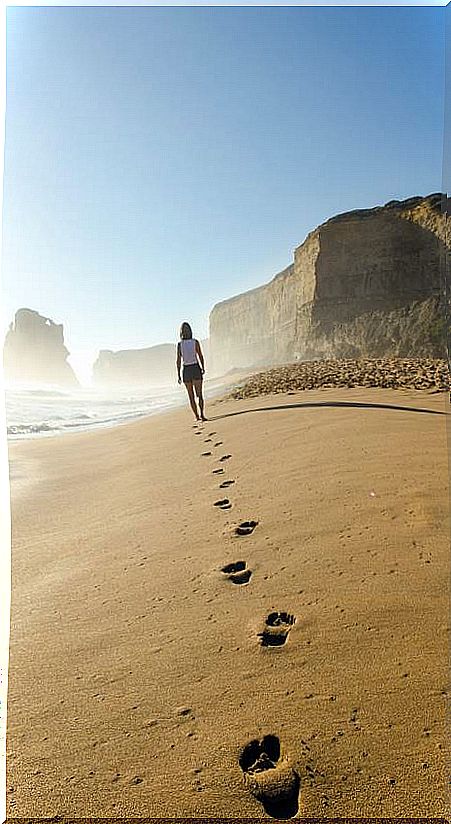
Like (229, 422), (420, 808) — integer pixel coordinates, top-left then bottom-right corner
(185, 381), (199, 420)
(193, 379), (206, 421)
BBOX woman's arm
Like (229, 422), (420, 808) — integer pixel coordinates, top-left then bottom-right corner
(176, 342), (182, 383)
(195, 340), (205, 373)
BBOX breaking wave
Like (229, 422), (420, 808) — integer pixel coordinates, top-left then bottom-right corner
(5, 384), (185, 439)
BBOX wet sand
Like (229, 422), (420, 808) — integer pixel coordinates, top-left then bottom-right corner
(6, 385), (449, 817)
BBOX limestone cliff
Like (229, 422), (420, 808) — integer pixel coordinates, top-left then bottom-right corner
(3, 308), (79, 386)
(93, 339), (210, 387)
(209, 194), (448, 375)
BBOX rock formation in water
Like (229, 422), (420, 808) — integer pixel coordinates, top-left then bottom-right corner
(92, 340), (209, 387)
(3, 308), (79, 386)
(93, 344), (176, 387)
(209, 194), (448, 376)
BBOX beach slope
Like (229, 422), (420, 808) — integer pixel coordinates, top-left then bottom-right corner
(6, 386), (449, 817)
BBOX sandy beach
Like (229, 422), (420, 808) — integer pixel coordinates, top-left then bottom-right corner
(6, 382), (449, 817)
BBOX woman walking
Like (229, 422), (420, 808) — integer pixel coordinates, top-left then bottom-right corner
(177, 322), (207, 422)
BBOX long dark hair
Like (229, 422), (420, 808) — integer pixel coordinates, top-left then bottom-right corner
(180, 322), (193, 340)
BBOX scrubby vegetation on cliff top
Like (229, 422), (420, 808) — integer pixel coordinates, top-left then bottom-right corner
(224, 358), (449, 399)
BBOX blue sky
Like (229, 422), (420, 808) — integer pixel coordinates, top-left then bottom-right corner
(1, 6), (445, 382)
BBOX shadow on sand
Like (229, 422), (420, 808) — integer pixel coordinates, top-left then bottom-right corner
(210, 399), (449, 421)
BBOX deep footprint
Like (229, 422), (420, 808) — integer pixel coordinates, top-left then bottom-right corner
(258, 613), (296, 647)
(214, 499), (232, 510)
(235, 520), (258, 536)
(201, 452), (212, 457)
(230, 569), (252, 584)
(219, 454), (232, 462)
(212, 468), (224, 475)
(222, 561), (246, 574)
(239, 735), (300, 819)
(221, 561), (252, 585)
(214, 441), (223, 447)
(219, 480), (235, 488)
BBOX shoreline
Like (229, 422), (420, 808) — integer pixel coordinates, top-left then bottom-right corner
(7, 357), (449, 443)
(6, 385), (449, 816)
(8, 382), (448, 493)
(5, 371), (252, 442)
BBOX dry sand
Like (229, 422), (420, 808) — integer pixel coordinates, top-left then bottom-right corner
(6, 385), (450, 817)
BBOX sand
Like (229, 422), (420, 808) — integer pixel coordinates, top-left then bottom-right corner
(6, 384), (450, 818)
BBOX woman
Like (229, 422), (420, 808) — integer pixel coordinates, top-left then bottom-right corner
(176, 322), (207, 422)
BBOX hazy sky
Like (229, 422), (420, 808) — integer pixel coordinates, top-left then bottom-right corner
(1, 6), (444, 382)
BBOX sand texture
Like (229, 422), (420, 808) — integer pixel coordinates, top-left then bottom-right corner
(6, 383), (450, 818)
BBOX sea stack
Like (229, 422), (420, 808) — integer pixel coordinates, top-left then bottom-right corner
(3, 308), (79, 387)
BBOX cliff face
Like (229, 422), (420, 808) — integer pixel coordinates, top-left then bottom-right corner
(209, 194), (447, 375)
(3, 308), (79, 386)
(93, 339), (210, 387)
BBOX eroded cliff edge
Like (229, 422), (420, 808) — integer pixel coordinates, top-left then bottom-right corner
(209, 194), (447, 375)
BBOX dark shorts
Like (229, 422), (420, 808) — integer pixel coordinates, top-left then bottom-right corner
(183, 363), (203, 384)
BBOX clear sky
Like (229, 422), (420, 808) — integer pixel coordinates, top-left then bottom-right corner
(1, 6), (445, 383)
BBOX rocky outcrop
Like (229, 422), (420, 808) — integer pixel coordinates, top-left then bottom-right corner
(93, 344), (175, 387)
(225, 358), (449, 399)
(93, 339), (210, 387)
(3, 308), (79, 386)
(209, 194), (448, 375)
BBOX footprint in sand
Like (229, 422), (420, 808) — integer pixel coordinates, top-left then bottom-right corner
(201, 452), (212, 457)
(235, 520), (258, 536)
(221, 560), (252, 585)
(219, 480), (235, 489)
(239, 735), (300, 818)
(212, 468), (224, 475)
(204, 438), (212, 443)
(214, 498), (232, 510)
(208, 432), (217, 436)
(258, 613), (296, 647)
(219, 454), (232, 462)
(214, 441), (223, 447)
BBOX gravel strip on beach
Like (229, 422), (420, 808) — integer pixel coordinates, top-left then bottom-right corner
(223, 358), (450, 399)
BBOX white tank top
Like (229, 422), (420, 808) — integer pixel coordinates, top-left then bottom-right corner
(180, 338), (197, 365)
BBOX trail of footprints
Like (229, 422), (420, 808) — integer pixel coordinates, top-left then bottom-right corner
(194, 420), (300, 816)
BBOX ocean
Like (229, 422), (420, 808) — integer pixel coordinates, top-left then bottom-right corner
(5, 383), (190, 439)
